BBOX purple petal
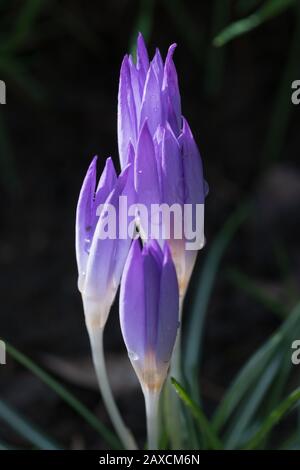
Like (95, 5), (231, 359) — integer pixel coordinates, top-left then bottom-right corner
(140, 63), (164, 135)
(161, 124), (184, 206)
(142, 242), (161, 354)
(95, 157), (117, 209)
(135, 120), (161, 204)
(153, 126), (164, 194)
(135, 120), (161, 238)
(146, 238), (163, 267)
(156, 243), (179, 364)
(84, 164), (132, 302)
(118, 56), (138, 168)
(136, 32), (150, 86)
(163, 44), (182, 136)
(152, 48), (164, 87)
(75, 156), (97, 285)
(110, 164), (135, 286)
(128, 55), (142, 122)
(119, 239), (146, 362)
(180, 117), (205, 205)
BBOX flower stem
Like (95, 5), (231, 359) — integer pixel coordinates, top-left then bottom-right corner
(170, 295), (184, 380)
(144, 389), (160, 450)
(170, 323), (182, 381)
(165, 295), (184, 449)
(88, 327), (137, 450)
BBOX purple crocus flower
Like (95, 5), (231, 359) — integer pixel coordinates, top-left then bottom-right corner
(119, 238), (179, 394)
(118, 34), (207, 298)
(76, 156), (134, 331)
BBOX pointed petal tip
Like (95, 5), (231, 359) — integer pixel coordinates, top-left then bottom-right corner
(138, 117), (150, 138)
(137, 32), (150, 73)
(137, 31), (145, 44)
(168, 43), (177, 55)
(181, 116), (193, 138)
(102, 156), (117, 177)
(119, 55), (130, 79)
(87, 155), (98, 172)
(120, 55), (130, 76)
(121, 53), (129, 65)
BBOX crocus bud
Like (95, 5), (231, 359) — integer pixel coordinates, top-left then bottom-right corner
(75, 156), (134, 332)
(117, 33), (207, 299)
(119, 239), (179, 395)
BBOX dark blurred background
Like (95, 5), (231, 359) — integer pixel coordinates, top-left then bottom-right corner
(0, 0), (300, 449)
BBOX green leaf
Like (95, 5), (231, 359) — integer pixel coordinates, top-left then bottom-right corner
(184, 201), (252, 402)
(212, 302), (300, 433)
(213, 0), (296, 47)
(3, 341), (120, 449)
(224, 352), (281, 448)
(171, 378), (223, 450)
(244, 388), (300, 449)
(0, 399), (59, 449)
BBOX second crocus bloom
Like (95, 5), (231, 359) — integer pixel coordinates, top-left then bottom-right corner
(120, 239), (179, 448)
(76, 156), (134, 332)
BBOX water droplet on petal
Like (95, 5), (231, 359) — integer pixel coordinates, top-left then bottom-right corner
(84, 238), (91, 254)
(177, 321), (181, 329)
(128, 350), (139, 361)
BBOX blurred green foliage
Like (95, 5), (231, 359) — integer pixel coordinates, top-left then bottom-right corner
(3, 341), (121, 449)
(214, 0), (296, 47)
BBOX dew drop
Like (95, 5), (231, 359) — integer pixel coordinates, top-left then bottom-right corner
(177, 321), (181, 329)
(128, 350), (139, 361)
(84, 238), (91, 254)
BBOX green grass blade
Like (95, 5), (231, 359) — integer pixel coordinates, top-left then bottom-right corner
(0, 399), (59, 449)
(171, 378), (223, 450)
(184, 201), (252, 402)
(213, 0), (296, 47)
(224, 352), (281, 448)
(264, 348), (293, 419)
(212, 335), (280, 432)
(3, 341), (120, 449)
(244, 388), (300, 449)
(212, 302), (300, 432)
